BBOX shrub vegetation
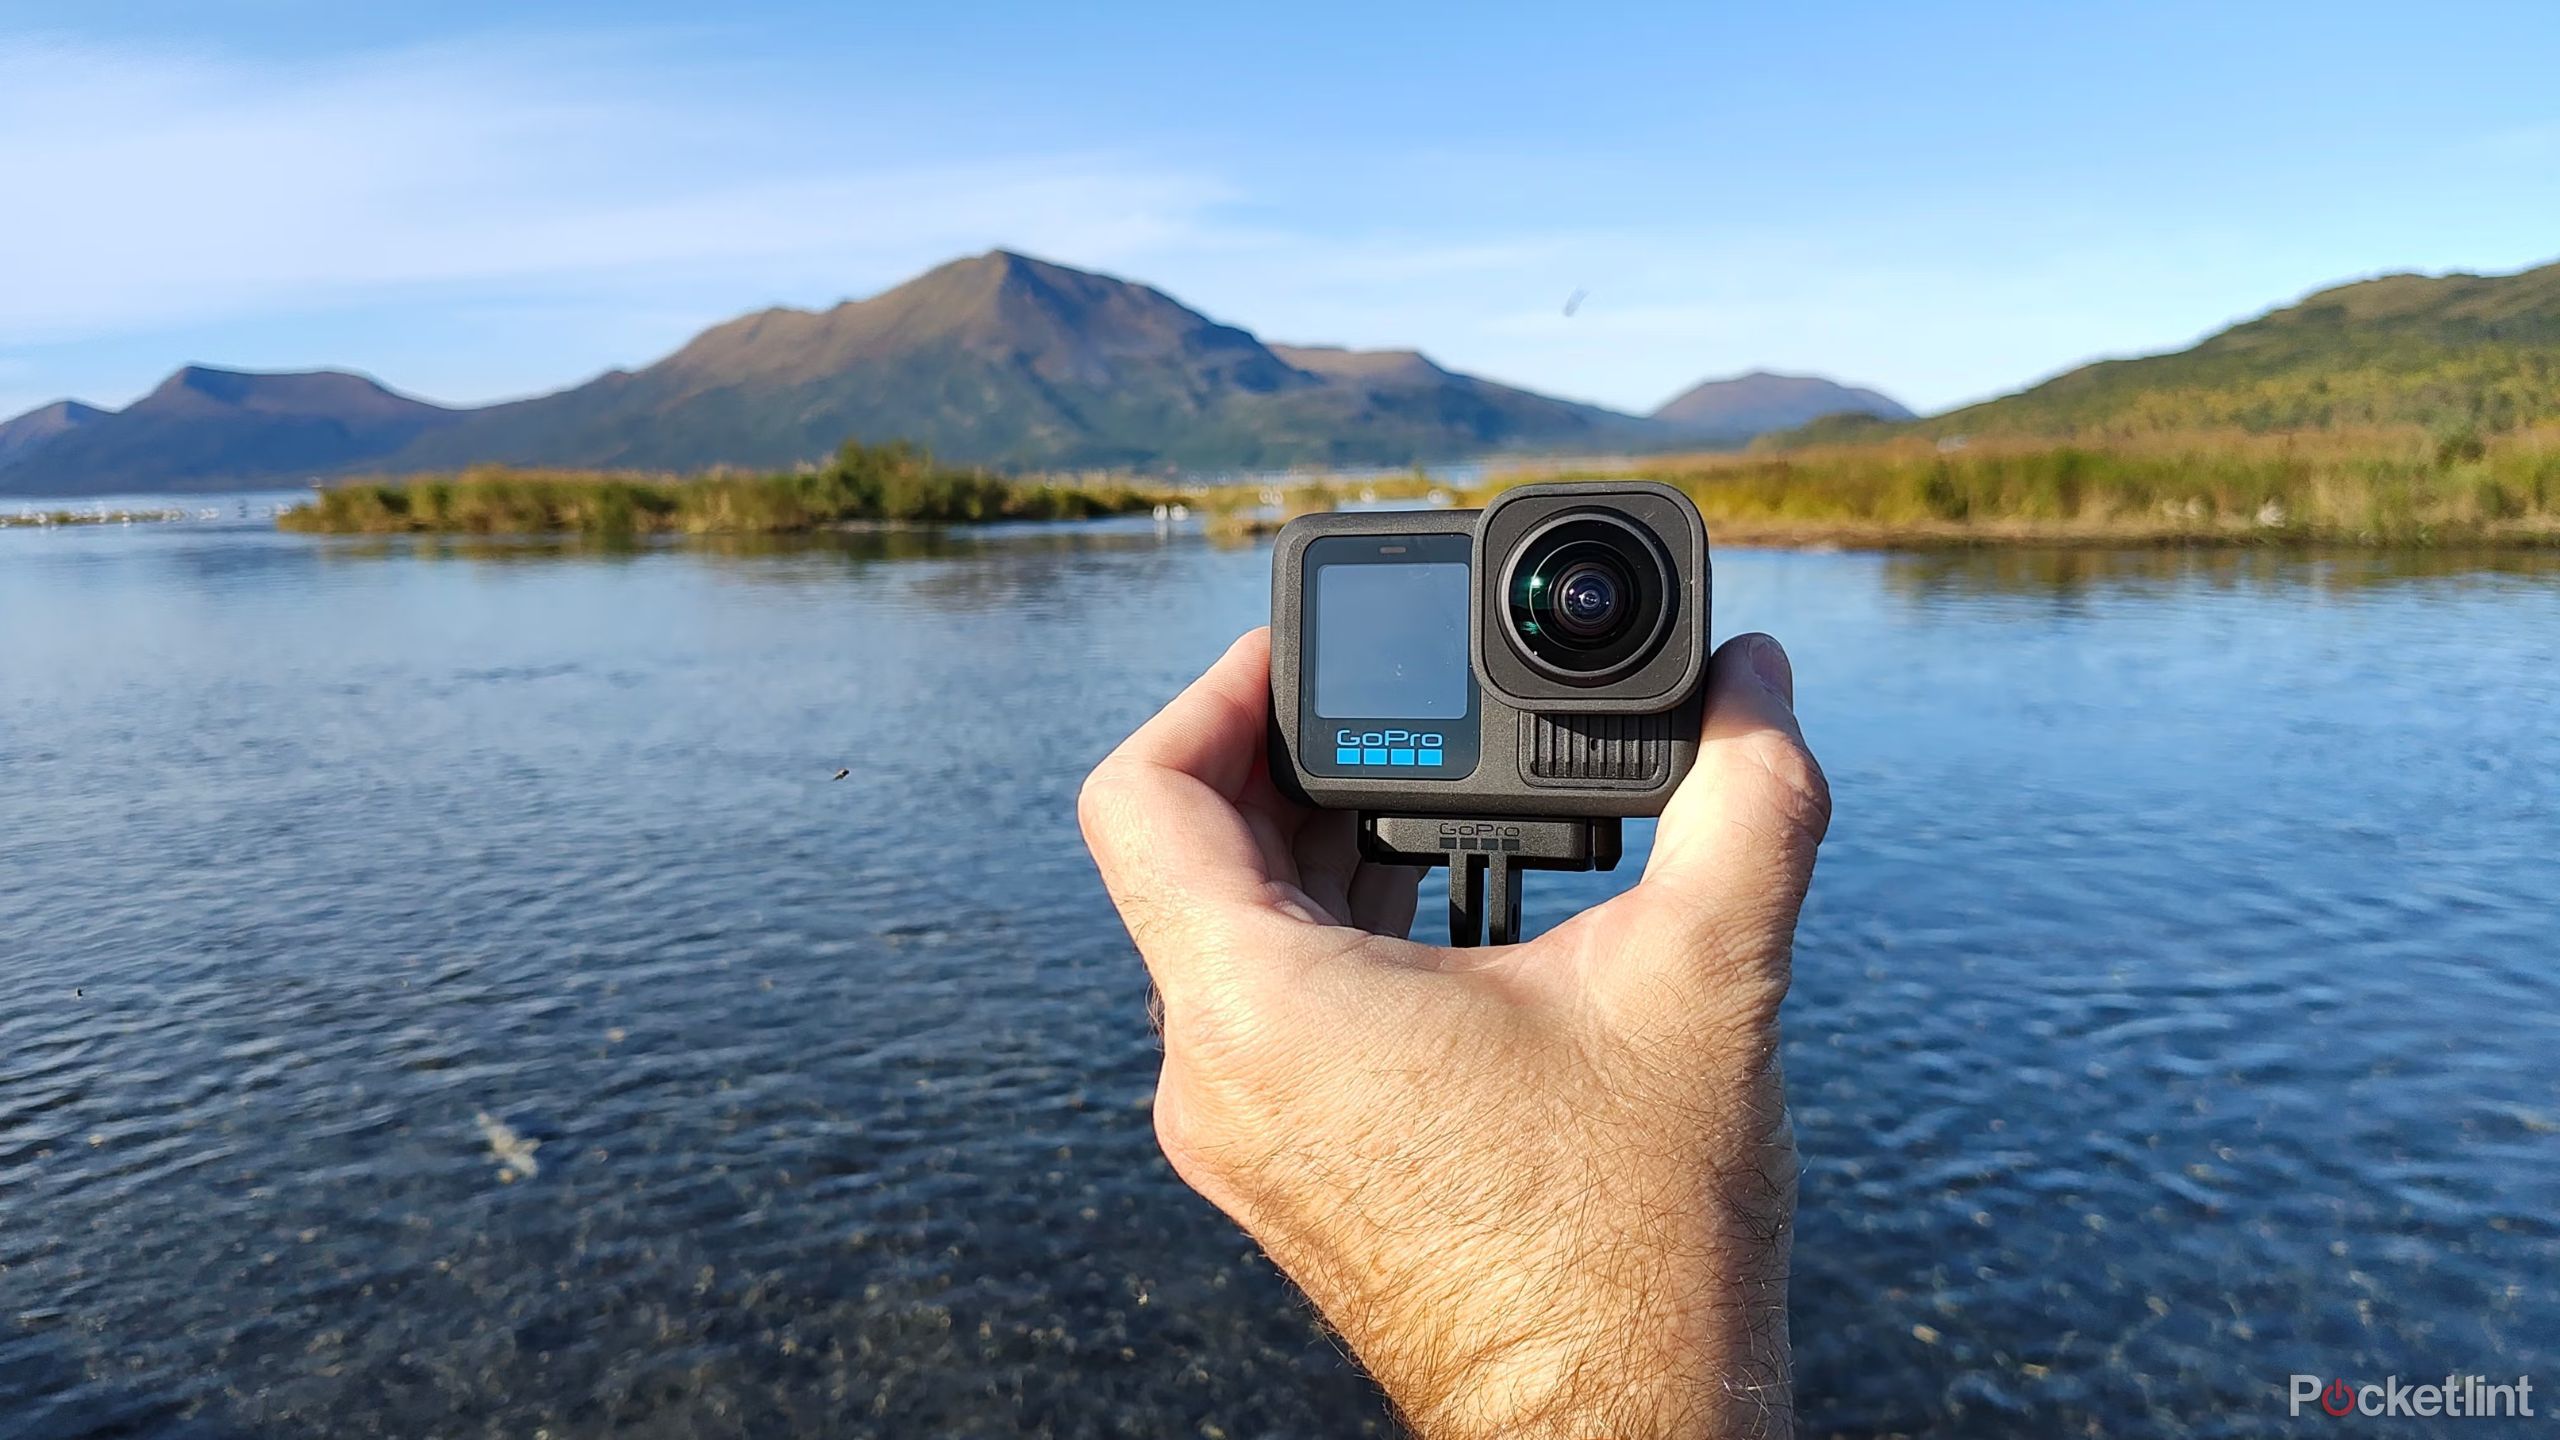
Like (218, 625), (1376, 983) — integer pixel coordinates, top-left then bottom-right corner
(281, 441), (1166, 535)
(1504, 426), (2560, 546)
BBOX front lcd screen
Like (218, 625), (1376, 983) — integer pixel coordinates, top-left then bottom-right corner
(1312, 561), (1470, 720)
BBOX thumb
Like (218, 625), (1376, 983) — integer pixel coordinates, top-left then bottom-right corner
(1631, 633), (1832, 965)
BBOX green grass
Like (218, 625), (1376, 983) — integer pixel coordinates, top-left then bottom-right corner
(1496, 426), (2560, 546)
(279, 441), (1169, 535)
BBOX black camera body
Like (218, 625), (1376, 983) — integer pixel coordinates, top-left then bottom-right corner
(1269, 482), (1710, 820)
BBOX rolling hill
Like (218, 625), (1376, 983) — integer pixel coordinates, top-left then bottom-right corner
(0, 369), (457, 496)
(1775, 258), (2560, 447)
(1651, 370), (1911, 440)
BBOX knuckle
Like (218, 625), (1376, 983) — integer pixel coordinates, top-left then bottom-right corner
(1149, 1081), (1230, 1200)
(1150, 1082), (1201, 1166)
(1149, 1026), (1295, 1214)
(1075, 762), (1138, 849)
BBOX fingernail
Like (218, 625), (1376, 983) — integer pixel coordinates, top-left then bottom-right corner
(1748, 634), (1795, 705)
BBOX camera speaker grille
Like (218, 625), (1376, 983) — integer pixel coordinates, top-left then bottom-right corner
(1522, 711), (1674, 787)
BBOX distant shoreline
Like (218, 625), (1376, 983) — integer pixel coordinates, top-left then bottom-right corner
(266, 425), (2560, 550)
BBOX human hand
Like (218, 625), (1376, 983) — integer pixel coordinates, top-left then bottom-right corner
(1079, 628), (1828, 1440)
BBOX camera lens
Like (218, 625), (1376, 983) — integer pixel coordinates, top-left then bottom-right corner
(1500, 510), (1676, 683)
(1549, 560), (1624, 639)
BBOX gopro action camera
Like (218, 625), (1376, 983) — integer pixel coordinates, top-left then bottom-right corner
(1268, 482), (1712, 942)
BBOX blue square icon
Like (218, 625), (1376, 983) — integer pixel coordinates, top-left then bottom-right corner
(1418, 748), (1444, 766)
(1389, 748), (1416, 766)
(1363, 747), (1389, 765)
(1335, 746), (1361, 765)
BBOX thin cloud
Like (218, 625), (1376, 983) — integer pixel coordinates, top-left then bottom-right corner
(0, 33), (1232, 342)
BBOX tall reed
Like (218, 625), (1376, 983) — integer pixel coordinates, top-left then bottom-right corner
(281, 441), (1168, 535)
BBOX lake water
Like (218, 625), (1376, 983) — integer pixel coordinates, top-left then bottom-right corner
(3, 511), (2555, 1438)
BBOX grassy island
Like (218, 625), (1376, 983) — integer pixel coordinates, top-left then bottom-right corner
(279, 441), (1167, 535)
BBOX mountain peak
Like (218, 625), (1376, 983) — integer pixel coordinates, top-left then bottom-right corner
(0, 398), (107, 469)
(644, 249), (1310, 414)
(134, 366), (448, 420)
(26, 398), (105, 423)
(898, 248), (1107, 309)
(978, 246), (1053, 274)
(909, 246), (1032, 286)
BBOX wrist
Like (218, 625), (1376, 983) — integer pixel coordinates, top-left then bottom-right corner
(1372, 1279), (1790, 1440)
(1278, 1202), (1791, 1440)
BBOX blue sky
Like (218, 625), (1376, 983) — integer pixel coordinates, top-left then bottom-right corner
(5, 1), (2558, 423)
